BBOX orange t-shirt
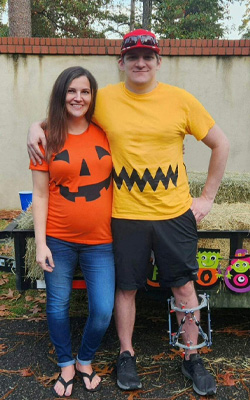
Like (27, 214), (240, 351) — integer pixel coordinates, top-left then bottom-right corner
(30, 123), (113, 244)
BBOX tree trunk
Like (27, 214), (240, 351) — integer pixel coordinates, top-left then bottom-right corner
(8, 0), (32, 37)
(142, 0), (152, 30)
(130, 0), (135, 31)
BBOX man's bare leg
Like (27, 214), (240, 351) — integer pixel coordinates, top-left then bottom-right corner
(114, 288), (137, 355)
(114, 288), (142, 390)
(171, 281), (199, 358)
(172, 281), (216, 396)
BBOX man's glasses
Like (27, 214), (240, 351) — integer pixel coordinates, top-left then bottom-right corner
(121, 35), (159, 51)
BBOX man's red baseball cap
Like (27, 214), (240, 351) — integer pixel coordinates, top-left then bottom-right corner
(121, 29), (160, 56)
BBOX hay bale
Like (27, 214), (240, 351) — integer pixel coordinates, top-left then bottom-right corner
(198, 202), (250, 231)
(14, 209), (43, 282)
(197, 203), (250, 271)
(15, 209), (34, 230)
(25, 237), (44, 281)
(189, 172), (250, 204)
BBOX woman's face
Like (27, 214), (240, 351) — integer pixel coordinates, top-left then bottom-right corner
(65, 75), (92, 120)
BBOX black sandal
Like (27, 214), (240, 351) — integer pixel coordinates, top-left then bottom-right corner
(52, 375), (74, 398)
(76, 369), (102, 392)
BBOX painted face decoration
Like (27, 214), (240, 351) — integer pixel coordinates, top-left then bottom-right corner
(224, 249), (250, 293)
(196, 249), (222, 289)
(52, 145), (112, 202)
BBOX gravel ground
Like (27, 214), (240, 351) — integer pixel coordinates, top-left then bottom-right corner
(1, 291), (250, 400)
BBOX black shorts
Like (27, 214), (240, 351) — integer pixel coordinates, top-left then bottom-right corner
(111, 209), (198, 290)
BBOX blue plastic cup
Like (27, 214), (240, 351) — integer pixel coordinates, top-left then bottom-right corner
(19, 191), (33, 211)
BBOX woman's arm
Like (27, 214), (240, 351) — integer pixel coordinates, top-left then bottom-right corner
(32, 170), (55, 272)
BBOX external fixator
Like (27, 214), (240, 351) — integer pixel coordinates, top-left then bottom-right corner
(167, 293), (212, 350)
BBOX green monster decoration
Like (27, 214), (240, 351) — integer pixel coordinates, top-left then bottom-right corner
(224, 249), (250, 293)
(196, 248), (222, 289)
(147, 251), (160, 287)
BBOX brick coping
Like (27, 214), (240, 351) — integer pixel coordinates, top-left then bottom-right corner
(0, 37), (249, 56)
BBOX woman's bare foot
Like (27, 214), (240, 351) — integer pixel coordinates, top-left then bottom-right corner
(53, 364), (75, 397)
(76, 362), (101, 391)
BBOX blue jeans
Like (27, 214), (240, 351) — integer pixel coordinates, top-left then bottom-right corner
(45, 236), (115, 368)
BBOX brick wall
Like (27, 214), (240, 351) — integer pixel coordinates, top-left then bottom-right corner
(0, 37), (250, 56)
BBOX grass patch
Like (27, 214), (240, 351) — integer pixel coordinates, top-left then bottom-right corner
(0, 272), (46, 318)
(0, 271), (88, 319)
(1, 269), (16, 289)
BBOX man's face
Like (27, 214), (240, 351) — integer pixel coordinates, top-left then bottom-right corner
(118, 48), (161, 92)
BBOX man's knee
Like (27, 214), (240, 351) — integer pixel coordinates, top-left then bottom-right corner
(116, 288), (137, 300)
(172, 280), (196, 298)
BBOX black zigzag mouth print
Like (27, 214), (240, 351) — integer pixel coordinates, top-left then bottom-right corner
(56, 173), (112, 202)
(113, 165), (178, 192)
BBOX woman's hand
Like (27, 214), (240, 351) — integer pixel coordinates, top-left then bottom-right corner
(36, 243), (55, 272)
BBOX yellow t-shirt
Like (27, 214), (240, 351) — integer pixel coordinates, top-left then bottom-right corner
(93, 82), (215, 220)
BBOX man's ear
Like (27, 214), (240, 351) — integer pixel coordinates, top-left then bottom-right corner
(118, 57), (125, 71)
(156, 56), (162, 71)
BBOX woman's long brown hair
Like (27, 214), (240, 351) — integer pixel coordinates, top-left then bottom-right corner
(45, 66), (98, 161)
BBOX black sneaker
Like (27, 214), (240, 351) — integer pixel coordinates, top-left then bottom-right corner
(116, 351), (142, 390)
(182, 354), (216, 396)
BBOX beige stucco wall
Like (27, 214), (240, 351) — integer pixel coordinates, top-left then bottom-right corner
(0, 53), (249, 209)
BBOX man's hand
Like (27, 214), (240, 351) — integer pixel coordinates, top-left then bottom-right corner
(27, 122), (47, 165)
(190, 124), (229, 224)
(190, 196), (213, 224)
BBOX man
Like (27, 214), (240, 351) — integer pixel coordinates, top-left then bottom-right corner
(27, 29), (230, 396)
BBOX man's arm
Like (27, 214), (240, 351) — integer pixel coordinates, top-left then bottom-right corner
(190, 123), (230, 223)
(27, 121), (47, 165)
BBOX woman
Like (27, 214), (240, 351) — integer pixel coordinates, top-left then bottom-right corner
(30, 66), (115, 397)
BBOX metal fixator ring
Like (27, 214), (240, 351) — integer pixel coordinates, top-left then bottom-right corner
(170, 294), (208, 313)
(167, 293), (212, 350)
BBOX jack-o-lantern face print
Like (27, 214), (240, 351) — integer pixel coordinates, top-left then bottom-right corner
(52, 145), (112, 202)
